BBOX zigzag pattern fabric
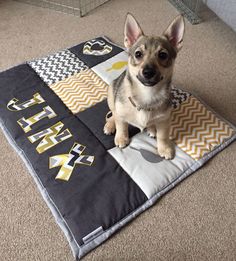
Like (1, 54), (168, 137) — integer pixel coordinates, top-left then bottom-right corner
(171, 87), (191, 108)
(50, 69), (109, 114)
(170, 96), (234, 160)
(28, 50), (88, 85)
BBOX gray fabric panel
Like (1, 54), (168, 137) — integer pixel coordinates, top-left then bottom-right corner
(79, 132), (236, 259)
(0, 118), (80, 259)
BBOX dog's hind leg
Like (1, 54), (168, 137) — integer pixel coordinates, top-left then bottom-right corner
(104, 112), (116, 135)
(146, 125), (156, 138)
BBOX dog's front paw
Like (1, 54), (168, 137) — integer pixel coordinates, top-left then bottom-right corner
(115, 135), (130, 148)
(157, 141), (175, 160)
(104, 121), (116, 135)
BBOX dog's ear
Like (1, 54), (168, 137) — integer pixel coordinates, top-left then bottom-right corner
(124, 13), (143, 48)
(163, 15), (185, 52)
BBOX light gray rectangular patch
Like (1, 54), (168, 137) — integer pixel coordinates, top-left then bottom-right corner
(82, 226), (104, 245)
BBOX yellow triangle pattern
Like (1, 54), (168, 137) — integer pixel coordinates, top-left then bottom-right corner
(50, 69), (108, 114)
(170, 96), (235, 160)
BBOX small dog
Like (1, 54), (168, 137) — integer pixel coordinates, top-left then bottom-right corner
(104, 13), (185, 160)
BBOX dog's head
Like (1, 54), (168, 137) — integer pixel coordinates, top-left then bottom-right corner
(124, 13), (185, 87)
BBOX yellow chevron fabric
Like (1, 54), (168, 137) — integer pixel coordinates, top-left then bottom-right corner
(170, 96), (235, 160)
(50, 69), (108, 114)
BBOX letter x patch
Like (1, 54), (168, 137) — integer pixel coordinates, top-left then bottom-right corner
(49, 143), (94, 181)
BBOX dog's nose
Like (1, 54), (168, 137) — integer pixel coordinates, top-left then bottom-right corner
(142, 65), (156, 79)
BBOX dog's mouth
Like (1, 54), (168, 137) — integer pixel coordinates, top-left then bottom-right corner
(137, 74), (164, 87)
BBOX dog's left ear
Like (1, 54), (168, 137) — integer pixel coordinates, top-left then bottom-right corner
(163, 15), (185, 52)
(124, 13), (143, 48)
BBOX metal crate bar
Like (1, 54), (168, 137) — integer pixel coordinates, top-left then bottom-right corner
(168, 0), (202, 24)
(14, 0), (110, 17)
(79, 0), (110, 16)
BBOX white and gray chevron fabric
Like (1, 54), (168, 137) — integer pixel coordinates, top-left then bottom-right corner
(171, 87), (191, 108)
(28, 50), (88, 85)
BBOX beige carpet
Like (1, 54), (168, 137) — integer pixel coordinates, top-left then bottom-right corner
(0, 0), (235, 260)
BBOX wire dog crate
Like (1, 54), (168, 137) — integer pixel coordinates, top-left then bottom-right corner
(15, 0), (202, 22)
(168, 0), (202, 24)
(15, 0), (110, 17)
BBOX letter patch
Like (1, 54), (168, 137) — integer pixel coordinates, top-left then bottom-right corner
(49, 143), (95, 181)
(7, 93), (45, 111)
(28, 121), (72, 154)
(17, 106), (57, 133)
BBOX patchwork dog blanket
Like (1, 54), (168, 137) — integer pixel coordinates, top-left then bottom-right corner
(0, 37), (235, 259)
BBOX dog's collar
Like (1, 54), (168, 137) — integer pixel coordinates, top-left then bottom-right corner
(128, 96), (155, 111)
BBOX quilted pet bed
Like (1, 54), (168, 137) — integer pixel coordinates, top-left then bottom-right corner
(0, 37), (235, 259)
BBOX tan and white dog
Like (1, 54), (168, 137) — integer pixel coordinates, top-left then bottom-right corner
(104, 13), (185, 160)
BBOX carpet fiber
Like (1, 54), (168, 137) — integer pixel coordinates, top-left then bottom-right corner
(0, 0), (236, 260)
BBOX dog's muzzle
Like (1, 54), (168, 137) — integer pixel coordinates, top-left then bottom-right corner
(137, 65), (163, 86)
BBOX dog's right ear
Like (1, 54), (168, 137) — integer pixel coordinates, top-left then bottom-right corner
(163, 15), (185, 52)
(124, 13), (143, 48)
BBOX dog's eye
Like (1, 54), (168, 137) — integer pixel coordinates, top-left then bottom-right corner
(158, 51), (168, 60)
(135, 50), (143, 59)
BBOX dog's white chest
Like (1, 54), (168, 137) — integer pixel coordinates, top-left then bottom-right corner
(124, 107), (159, 131)
(115, 87), (170, 130)
(131, 110), (151, 130)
